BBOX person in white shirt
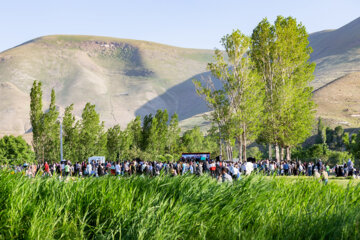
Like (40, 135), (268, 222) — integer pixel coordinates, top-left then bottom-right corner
(115, 162), (121, 175)
(245, 160), (254, 175)
(86, 163), (92, 176)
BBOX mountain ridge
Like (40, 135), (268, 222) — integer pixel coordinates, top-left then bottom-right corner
(1, 16), (360, 137)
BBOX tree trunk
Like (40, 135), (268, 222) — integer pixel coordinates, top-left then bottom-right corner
(286, 146), (291, 161)
(242, 125), (247, 162)
(275, 144), (280, 163)
(280, 147), (284, 161)
(219, 127), (222, 161)
(238, 137), (242, 162)
(268, 144), (272, 160)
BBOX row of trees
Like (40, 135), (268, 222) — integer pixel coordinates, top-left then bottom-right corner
(30, 81), (220, 163)
(194, 16), (316, 162)
(30, 81), (107, 163)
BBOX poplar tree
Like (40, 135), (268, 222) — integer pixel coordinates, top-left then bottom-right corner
(30, 81), (43, 161)
(251, 16), (316, 161)
(62, 104), (80, 162)
(78, 103), (106, 161)
(42, 89), (60, 163)
(208, 30), (264, 161)
(167, 113), (181, 154)
(106, 125), (122, 161)
(195, 30), (264, 161)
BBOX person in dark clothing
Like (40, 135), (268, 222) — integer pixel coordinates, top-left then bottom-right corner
(98, 164), (104, 176)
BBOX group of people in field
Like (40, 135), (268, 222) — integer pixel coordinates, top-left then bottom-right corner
(5, 157), (357, 185)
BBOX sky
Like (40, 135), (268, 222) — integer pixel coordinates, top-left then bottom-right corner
(1, 0), (359, 52)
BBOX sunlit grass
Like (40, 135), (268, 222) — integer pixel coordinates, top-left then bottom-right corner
(0, 171), (360, 239)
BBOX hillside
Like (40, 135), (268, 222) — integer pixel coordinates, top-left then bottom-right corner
(309, 17), (360, 89)
(0, 35), (214, 136)
(1, 17), (360, 137)
(313, 72), (360, 127)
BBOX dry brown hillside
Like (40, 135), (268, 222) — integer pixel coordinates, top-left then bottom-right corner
(313, 72), (360, 127)
(0, 35), (213, 135)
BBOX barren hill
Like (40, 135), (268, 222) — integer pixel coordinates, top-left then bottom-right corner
(309, 17), (360, 89)
(0, 35), (214, 135)
(1, 16), (360, 136)
(313, 72), (360, 127)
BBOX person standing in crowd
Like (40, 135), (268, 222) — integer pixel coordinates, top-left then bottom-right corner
(44, 162), (50, 176)
(115, 162), (121, 176)
(348, 159), (354, 176)
(321, 167), (329, 185)
(64, 163), (70, 177)
(221, 167), (233, 183)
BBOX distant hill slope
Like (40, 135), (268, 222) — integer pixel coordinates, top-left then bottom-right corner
(313, 72), (360, 127)
(1, 16), (360, 136)
(309, 17), (360, 89)
(0, 35), (213, 135)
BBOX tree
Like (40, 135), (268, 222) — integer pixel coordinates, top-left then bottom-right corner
(0, 135), (35, 165)
(334, 126), (344, 150)
(42, 89), (60, 163)
(167, 113), (181, 154)
(251, 16), (316, 162)
(209, 30), (265, 161)
(317, 118), (326, 144)
(30, 82), (60, 163)
(106, 125), (122, 161)
(181, 127), (205, 153)
(30, 81), (43, 161)
(62, 104), (80, 162)
(129, 116), (142, 150)
(78, 103), (107, 161)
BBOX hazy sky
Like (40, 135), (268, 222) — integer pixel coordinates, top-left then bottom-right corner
(1, 0), (359, 52)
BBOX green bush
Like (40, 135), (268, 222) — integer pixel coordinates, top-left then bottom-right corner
(246, 146), (264, 160)
(327, 151), (353, 166)
(0, 135), (34, 165)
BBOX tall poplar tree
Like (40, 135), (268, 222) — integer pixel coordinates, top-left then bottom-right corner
(167, 113), (181, 154)
(78, 103), (107, 161)
(30, 81), (43, 161)
(195, 30), (264, 161)
(42, 89), (60, 163)
(208, 30), (264, 161)
(251, 16), (316, 161)
(62, 104), (80, 162)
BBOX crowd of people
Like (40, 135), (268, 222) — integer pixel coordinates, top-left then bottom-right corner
(3, 157), (358, 184)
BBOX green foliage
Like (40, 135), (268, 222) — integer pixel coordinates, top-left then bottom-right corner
(167, 113), (181, 154)
(29, 81), (43, 161)
(181, 127), (205, 153)
(0, 136), (34, 165)
(30, 82), (60, 163)
(194, 30), (265, 161)
(291, 144), (353, 167)
(78, 103), (107, 161)
(42, 89), (60, 163)
(251, 16), (316, 160)
(106, 125), (122, 162)
(62, 104), (80, 162)
(246, 147), (264, 161)
(1, 173), (360, 239)
(328, 151), (352, 166)
(317, 118), (326, 144)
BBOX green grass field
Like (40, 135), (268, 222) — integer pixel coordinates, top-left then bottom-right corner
(0, 172), (360, 240)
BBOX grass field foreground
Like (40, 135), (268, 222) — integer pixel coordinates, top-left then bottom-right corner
(0, 172), (360, 239)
